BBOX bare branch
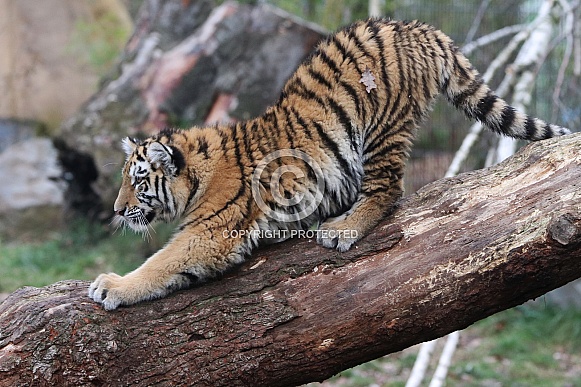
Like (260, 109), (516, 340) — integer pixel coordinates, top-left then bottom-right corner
(464, 0), (492, 45)
(552, 0), (579, 118)
(575, 5), (581, 75)
(462, 24), (525, 56)
(428, 331), (460, 387)
(406, 340), (437, 387)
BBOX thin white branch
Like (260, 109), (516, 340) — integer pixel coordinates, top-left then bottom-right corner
(552, 0), (577, 117)
(428, 331), (461, 387)
(405, 339), (437, 387)
(575, 6), (581, 75)
(368, 0), (384, 17)
(462, 24), (525, 56)
(465, 0), (492, 44)
(445, 123), (483, 177)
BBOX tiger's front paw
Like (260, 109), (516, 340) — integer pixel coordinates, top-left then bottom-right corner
(88, 273), (150, 311)
(317, 217), (360, 252)
(88, 273), (126, 310)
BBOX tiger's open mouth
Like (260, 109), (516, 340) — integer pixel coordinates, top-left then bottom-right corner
(144, 210), (156, 223)
(114, 208), (157, 236)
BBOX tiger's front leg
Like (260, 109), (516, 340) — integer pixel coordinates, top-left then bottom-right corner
(318, 174), (404, 252)
(88, 227), (245, 310)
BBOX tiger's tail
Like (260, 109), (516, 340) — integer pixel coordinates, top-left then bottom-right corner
(440, 43), (570, 140)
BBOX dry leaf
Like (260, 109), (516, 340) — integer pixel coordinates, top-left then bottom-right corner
(359, 67), (377, 93)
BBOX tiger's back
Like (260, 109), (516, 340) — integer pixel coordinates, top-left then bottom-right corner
(89, 19), (570, 310)
(251, 18), (569, 250)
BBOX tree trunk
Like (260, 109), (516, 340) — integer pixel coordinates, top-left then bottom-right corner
(1, 134), (580, 386)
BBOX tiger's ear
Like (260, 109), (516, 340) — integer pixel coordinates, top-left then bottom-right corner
(148, 141), (178, 175)
(121, 137), (138, 157)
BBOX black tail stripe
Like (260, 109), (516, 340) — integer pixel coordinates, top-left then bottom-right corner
(451, 79), (482, 109)
(525, 116), (537, 139)
(499, 105), (516, 133)
(542, 123), (553, 139)
(474, 92), (498, 122)
(452, 48), (472, 80)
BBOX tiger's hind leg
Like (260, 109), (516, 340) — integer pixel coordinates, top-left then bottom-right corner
(317, 151), (405, 252)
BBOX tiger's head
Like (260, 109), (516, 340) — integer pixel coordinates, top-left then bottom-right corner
(113, 136), (187, 234)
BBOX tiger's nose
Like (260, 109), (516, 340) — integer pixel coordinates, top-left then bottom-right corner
(114, 207), (126, 216)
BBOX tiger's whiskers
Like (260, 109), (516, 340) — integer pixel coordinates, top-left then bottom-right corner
(135, 212), (156, 242)
(110, 213), (155, 242)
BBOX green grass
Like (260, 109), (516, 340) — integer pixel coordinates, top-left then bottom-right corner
(311, 305), (581, 386)
(0, 220), (173, 293)
(447, 306), (581, 386)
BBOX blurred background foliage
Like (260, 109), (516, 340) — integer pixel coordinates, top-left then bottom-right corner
(68, 7), (132, 76)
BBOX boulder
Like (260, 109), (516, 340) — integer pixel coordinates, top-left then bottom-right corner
(0, 0), (131, 128)
(0, 138), (64, 240)
(0, 118), (46, 153)
(0, 138), (62, 212)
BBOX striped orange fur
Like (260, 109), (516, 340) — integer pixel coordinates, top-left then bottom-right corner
(89, 19), (570, 310)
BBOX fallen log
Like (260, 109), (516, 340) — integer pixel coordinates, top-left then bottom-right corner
(1, 133), (580, 386)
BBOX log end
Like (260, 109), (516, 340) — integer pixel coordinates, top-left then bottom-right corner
(548, 212), (581, 246)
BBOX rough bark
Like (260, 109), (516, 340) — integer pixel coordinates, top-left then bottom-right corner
(1, 134), (581, 386)
(58, 0), (325, 213)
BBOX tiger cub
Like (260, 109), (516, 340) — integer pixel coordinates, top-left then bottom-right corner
(89, 19), (570, 310)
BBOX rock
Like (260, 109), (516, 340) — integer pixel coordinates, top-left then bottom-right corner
(0, 138), (63, 212)
(0, 0), (131, 127)
(0, 118), (46, 153)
